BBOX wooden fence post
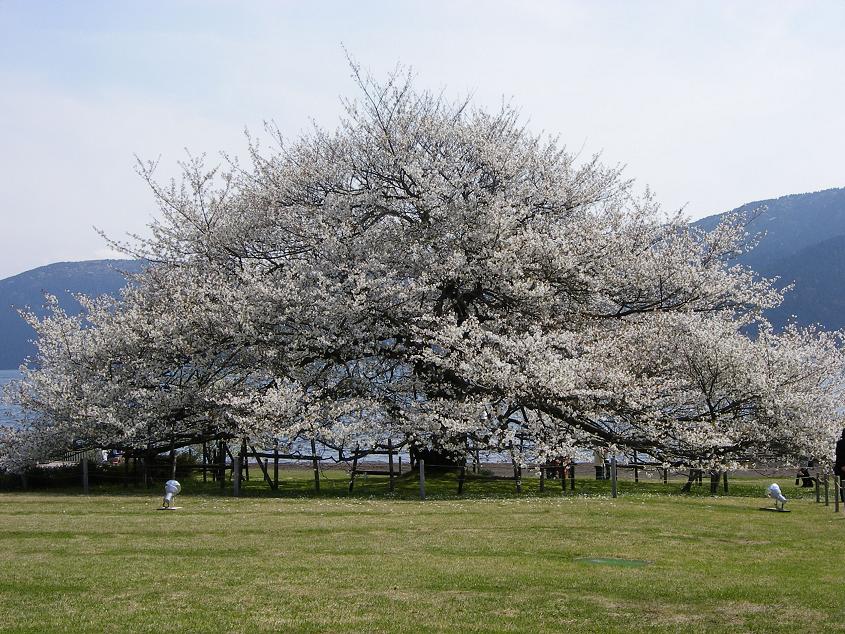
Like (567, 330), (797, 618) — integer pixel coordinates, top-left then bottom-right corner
(169, 435), (177, 481)
(419, 459), (426, 500)
(610, 455), (617, 498)
(348, 448), (358, 493)
(249, 445), (274, 489)
(273, 440), (280, 490)
(219, 441), (226, 490)
(388, 438), (395, 493)
(824, 474), (830, 506)
(633, 451), (639, 483)
(233, 451), (241, 497)
(241, 438), (249, 481)
(311, 438), (320, 493)
(82, 454), (89, 495)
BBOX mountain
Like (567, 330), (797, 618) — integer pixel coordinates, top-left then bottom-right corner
(696, 188), (845, 269)
(0, 260), (144, 369)
(695, 187), (845, 330)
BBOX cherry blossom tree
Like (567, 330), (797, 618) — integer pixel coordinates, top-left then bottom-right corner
(3, 66), (843, 473)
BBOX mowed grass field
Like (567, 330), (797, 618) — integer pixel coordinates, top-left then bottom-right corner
(1, 474), (844, 633)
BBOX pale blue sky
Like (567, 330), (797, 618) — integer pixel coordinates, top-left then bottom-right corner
(2, 1), (844, 278)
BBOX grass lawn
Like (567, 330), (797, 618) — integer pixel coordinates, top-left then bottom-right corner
(1, 474), (844, 633)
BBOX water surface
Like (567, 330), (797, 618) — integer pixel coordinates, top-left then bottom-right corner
(0, 369), (22, 427)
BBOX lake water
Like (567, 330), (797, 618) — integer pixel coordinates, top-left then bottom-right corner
(0, 369), (22, 427)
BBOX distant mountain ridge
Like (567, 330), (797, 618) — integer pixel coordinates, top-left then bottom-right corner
(0, 260), (144, 369)
(695, 187), (845, 330)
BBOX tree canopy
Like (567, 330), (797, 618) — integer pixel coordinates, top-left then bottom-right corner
(3, 67), (843, 472)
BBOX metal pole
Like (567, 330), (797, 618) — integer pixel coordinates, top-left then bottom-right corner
(610, 455), (618, 498)
(419, 459), (426, 500)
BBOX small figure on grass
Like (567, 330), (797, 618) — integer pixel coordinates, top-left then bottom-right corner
(767, 483), (788, 512)
(159, 480), (182, 510)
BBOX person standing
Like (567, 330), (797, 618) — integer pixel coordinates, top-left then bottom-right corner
(593, 448), (607, 480)
(835, 429), (845, 502)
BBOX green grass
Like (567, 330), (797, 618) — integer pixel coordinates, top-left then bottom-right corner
(1, 474), (843, 632)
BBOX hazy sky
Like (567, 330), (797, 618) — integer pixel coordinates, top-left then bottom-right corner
(2, 1), (844, 279)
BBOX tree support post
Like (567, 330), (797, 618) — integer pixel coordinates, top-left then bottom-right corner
(233, 453), (241, 497)
(723, 471), (728, 494)
(835, 476), (840, 513)
(633, 451), (639, 483)
(387, 439), (395, 492)
(169, 435), (177, 481)
(82, 455), (89, 495)
(249, 445), (274, 489)
(311, 438), (320, 493)
(569, 463), (575, 491)
(348, 448), (359, 493)
(824, 474), (830, 506)
(219, 441), (227, 490)
(274, 440), (280, 490)
(202, 442), (208, 483)
(241, 438), (249, 481)
(419, 459), (426, 500)
(815, 476), (820, 503)
(610, 455), (618, 498)
(142, 455), (150, 489)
